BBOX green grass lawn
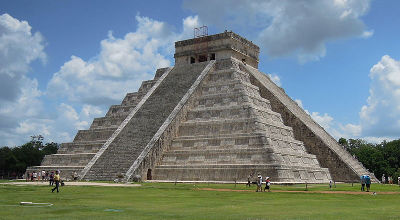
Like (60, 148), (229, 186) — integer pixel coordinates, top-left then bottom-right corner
(0, 182), (400, 220)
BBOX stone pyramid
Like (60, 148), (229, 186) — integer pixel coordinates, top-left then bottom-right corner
(28, 31), (377, 183)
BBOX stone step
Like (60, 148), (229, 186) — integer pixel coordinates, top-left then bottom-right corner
(194, 91), (271, 110)
(206, 69), (252, 84)
(200, 79), (260, 97)
(177, 118), (294, 138)
(138, 79), (157, 93)
(160, 149), (320, 167)
(58, 141), (105, 154)
(41, 153), (96, 166)
(250, 105), (284, 124)
(178, 118), (257, 136)
(90, 115), (126, 129)
(267, 138), (307, 154)
(154, 67), (170, 79)
(170, 137), (310, 164)
(187, 104), (283, 125)
(121, 92), (140, 106)
(153, 164), (331, 183)
(105, 104), (137, 117)
(73, 128), (116, 142)
(187, 104), (252, 120)
(171, 133), (266, 148)
(163, 148), (316, 158)
(202, 78), (259, 90)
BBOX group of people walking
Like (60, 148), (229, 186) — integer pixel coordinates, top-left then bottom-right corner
(246, 173), (271, 192)
(26, 170), (49, 182)
(25, 170), (61, 193)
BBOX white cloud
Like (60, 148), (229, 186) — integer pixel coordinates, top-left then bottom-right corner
(0, 14), (46, 101)
(267, 73), (281, 87)
(295, 99), (304, 109)
(360, 55), (400, 138)
(0, 13), (47, 146)
(361, 30), (374, 38)
(310, 112), (334, 130)
(47, 15), (199, 107)
(339, 123), (362, 137)
(183, 0), (372, 62)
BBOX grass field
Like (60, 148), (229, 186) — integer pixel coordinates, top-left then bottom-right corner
(0, 181), (400, 220)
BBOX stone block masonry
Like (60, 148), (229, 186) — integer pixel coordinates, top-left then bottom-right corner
(82, 62), (211, 180)
(152, 58), (331, 183)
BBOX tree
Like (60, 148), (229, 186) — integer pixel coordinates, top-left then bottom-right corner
(339, 137), (400, 183)
(0, 136), (59, 179)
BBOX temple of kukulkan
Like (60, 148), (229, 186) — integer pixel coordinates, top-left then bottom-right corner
(28, 31), (377, 183)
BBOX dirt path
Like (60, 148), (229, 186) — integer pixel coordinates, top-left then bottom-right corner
(0, 181), (141, 187)
(198, 188), (400, 195)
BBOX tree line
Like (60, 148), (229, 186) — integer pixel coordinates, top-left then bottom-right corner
(339, 138), (400, 183)
(0, 137), (58, 179)
(1, 136), (399, 182)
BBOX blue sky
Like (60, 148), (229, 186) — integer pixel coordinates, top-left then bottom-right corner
(1, 0), (400, 146)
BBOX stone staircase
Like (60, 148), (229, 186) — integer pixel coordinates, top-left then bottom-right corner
(26, 68), (170, 178)
(81, 62), (211, 180)
(152, 59), (331, 183)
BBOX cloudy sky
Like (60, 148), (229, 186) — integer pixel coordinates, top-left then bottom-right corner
(1, 0), (399, 146)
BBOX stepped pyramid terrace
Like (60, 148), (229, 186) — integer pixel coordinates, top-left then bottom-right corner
(28, 31), (378, 183)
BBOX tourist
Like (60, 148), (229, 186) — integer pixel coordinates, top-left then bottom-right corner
(51, 171), (61, 193)
(264, 177), (271, 192)
(246, 174), (252, 187)
(256, 173), (262, 192)
(49, 171), (54, 186)
(360, 175), (366, 191)
(32, 171), (37, 181)
(365, 175), (371, 192)
(41, 170), (46, 182)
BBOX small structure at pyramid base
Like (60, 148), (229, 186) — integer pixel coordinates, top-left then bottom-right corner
(28, 31), (377, 183)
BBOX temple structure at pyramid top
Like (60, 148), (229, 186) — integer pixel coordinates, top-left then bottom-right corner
(175, 31), (259, 68)
(28, 30), (378, 183)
